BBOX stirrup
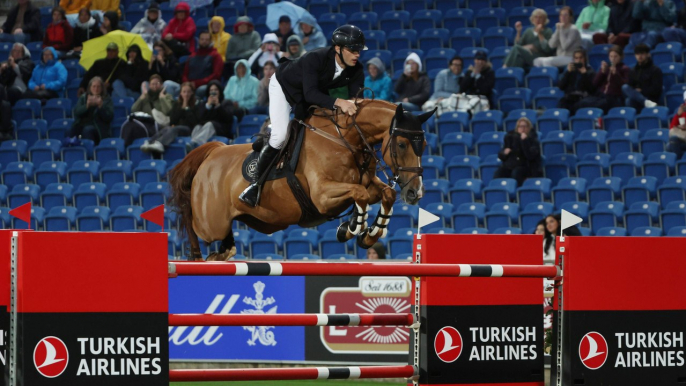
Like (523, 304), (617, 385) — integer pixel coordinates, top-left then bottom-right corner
(239, 183), (262, 207)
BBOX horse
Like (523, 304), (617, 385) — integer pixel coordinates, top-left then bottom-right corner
(169, 100), (436, 261)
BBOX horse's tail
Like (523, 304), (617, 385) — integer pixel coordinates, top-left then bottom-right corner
(169, 142), (224, 240)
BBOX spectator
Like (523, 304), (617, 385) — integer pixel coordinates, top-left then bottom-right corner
(43, 6), (74, 57)
(164, 31), (223, 98)
(112, 45), (148, 99)
(79, 42), (125, 96)
(187, 80), (234, 150)
(90, 0), (121, 16)
(631, 0), (677, 48)
(223, 59), (258, 121)
(494, 117), (541, 187)
(141, 81), (199, 154)
(59, 0), (91, 15)
(0, 43), (34, 105)
(296, 14), (326, 52)
(130, 2), (166, 50)
(593, 0), (641, 47)
(149, 40), (181, 84)
(23, 47), (67, 104)
(663, 0), (686, 45)
(557, 48), (596, 114)
(252, 60), (275, 114)
(226, 16), (261, 61)
(576, 45), (629, 113)
(363, 57), (393, 101)
(0, 0), (41, 44)
(248, 33), (283, 79)
(366, 242), (386, 259)
(576, 0), (610, 48)
(533, 7), (582, 68)
(668, 91), (686, 159)
(503, 8), (553, 70)
(69, 76), (114, 145)
(534, 219), (546, 236)
(460, 51), (496, 107)
(543, 214), (581, 263)
(285, 35), (306, 60)
(394, 52), (430, 111)
(162, 2), (197, 57)
(72, 8), (103, 57)
(208, 16), (231, 62)
(100, 11), (120, 35)
(273, 15), (294, 52)
(131, 74), (173, 121)
(427, 56), (463, 102)
(622, 44), (662, 112)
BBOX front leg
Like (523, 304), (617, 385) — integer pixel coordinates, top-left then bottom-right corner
(359, 177), (397, 248)
(309, 180), (371, 242)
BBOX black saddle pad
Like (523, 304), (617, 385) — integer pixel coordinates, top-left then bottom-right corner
(241, 122), (307, 183)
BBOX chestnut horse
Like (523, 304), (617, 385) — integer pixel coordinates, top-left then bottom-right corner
(169, 100), (435, 261)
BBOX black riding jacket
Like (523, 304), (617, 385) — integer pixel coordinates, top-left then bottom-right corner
(275, 46), (364, 119)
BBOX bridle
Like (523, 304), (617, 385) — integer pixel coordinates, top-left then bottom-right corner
(300, 91), (425, 190)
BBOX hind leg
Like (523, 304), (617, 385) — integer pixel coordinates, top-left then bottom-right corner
(206, 232), (237, 261)
(186, 225), (204, 261)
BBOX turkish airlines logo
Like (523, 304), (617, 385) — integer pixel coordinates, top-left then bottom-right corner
(434, 326), (462, 363)
(33, 336), (69, 378)
(579, 332), (608, 370)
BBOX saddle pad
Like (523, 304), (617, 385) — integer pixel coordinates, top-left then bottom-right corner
(241, 122), (307, 183)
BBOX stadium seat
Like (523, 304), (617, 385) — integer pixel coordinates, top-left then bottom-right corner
(574, 130), (606, 159)
(516, 178), (552, 208)
(587, 177), (622, 208)
(630, 226), (663, 237)
(444, 8), (473, 31)
(34, 161), (66, 189)
(552, 177), (587, 210)
(440, 132), (473, 156)
(452, 202), (486, 232)
(533, 87), (563, 110)
(41, 183), (73, 212)
(437, 111), (469, 140)
(541, 130), (574, 158)
(595, 227), (627, 236)
(643, 152), (676, 186)
(622, 176), (658, 207)
(422, 179), (450, 207)
(133, 159), (167, 186)
(470, 110), (503, 137)
(589, 201), (625, 233)
(364, 29), (387, 50)
(284, 229), (320, 256)
(100, 160), (133, 189)
(544, 154), (577, 186)
(475, 7), (505, 30)
(476, 132), (505, 158)
(379, 10), (411, 31)
(485, 202), (518, 232)
(610, 152), (644, 184)
(7, 184), (40, 208)
(607, 129), (639, 157)
(449, 178), (482, 205)
(658, 176), (686, 209)
(640, 129), (669, 157)
(570, 108), (603, 134)
(536, 107), (569, 136)
(494, 67), (524, 95)
(387, 28), (417, 52)
(450, 27), (482, 49)
(250, 231), (285, 256)
(2, 162), (33, 190)
(482, 26), (514, 52)
(140, 182), (170, 211)
(11, 206), (45, 230)
(0, 140), (27, 165)
(425, 47), (456, 72)
(110, 205), (144, 232)
(636, 107), (669, 133)
(603, 107), (636, 134)
(482, 178), (516, 209)
(519, 202), (554, 234)
(107, 182), (141, 210)
(525, 66), (557, 96)
(44, 206), (78, 231)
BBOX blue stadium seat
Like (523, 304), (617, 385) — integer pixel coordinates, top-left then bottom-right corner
(503, 109), (536, 131)
(552, 177), (587, 210)
(34, 161), (66, 189)
(607, 129), (639, 157)
(18, 119), (47, 145)
(421, 155), (446, 180)
(452, 202), (486, 231)
(412, 10), (442, 31)
(516, 178), (552, 208)
(525, 66), (557, 96)
(610, 152), (644, 184)
(444, 8), (473, 30)
(519, 202), (554, 234)
(479, 154), (501, 186)
(533, 87), (563, 110)
(11, 206), (45, 230)
(589, 201), (625, 233)
(476, 131), (505, 158)
(587, 177), (622, 209)
(595, 227), (627, 236)
(100, 160), (133, 189)
(437, 111), (469, 140)
(485, 202), (518, 232)
(640, 129), (669, 157)
(659, 62), (684, 92)
(492, 227), (521, 235)
(380, 10), (411, 30)
(659, 176), (686, 209)
(450, 27), (482, 49)
(449, 178), (482, 205)
(482, 26), (514, 51)
(536, 107), (568, 135)
(577, 154), (609, 186)
(630, 226), (663, 237)
(573, 130), (607, 160)
(29, 139), (60, 166)
(47, 119), (74, 140)
(0, 140), (27, 166)
(498, 88), (532, 113)
(636, 107), (669, 133)
(110, 205), (144, 232)
(14, 99), (41, 123)
(76, 206), (110, 231)
(470, 110), (503, 137)
(370, 0), (395, 15)
(107, 182), (140, 211)
(506, 5), (531, 26)
(622, 176), (658, 207)
(489, 46), (511, 69)
(541, 130), (574, 157)
(364, 29), (387, 50)
(422, 179), (450, 207)
(2, 162), (33, 190)
(140, 182), (170, 211)
(340, 0), (366, 15)
(94, 138), (125, 164)
(425, 202), (453, 228)
(133, 159), (167, 186)
(643, 152), (676, 186)
(73, 182), (107, 211)
(425, 48), (456, 72)
(441, 132), (473, 157)
(67, 160), (99, 188)
(570, 108), (603, 134)
(603, 107), (636, 134)
(7, 184), (40, 208)
(387, 28), (417, 52)
(482, 178), (516, 209)
(250, 231), (285, 256)
(403, 0), (428, 15)
(475, 7), (505, 30)
(41, 183), (73, 212)
(44, 206), (78, 231)
(652, 41), (682, 63)
(459, 46), (489, 62)
(284, 229), (320, 256)
(544, 154), (577, 186)
(495, 67), (524, 95)
(560, 201), (590, 223)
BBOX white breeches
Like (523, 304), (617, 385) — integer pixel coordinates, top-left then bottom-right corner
(268, 75), (292, 149)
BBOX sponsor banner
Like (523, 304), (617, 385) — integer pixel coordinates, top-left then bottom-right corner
(18, 313), (168, 386)
(305, 276), (412, 363)
(421, 305), (544, 385)
(168, 276), (305, 361)
(565, 310), (686, 385)
(1, 307), (6, 386)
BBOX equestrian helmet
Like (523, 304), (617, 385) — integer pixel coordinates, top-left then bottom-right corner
(331, 25), (368, 51)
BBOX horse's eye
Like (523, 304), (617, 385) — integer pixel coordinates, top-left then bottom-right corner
(398, 142), (407, 150)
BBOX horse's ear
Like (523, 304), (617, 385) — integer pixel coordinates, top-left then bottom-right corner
(395, 103), (404, 117)
(417, 107), (437, 124)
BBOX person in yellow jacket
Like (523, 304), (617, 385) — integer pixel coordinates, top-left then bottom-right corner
(60, 0), (92, 15)
(91, 0), (121, 17)
(208, 16), (230, 62)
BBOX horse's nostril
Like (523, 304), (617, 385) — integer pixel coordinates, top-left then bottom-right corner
(407, 190), (417, 201)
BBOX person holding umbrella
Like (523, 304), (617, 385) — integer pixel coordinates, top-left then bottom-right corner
(112, 44), (149, 99)
(79, 42), (125, 96)
(238, 25), (366, 207)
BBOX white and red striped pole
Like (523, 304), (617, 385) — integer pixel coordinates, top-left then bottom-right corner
(169, 262), (560, 278)
(168, 313), (415, 327)
(169, 365), (417, 382)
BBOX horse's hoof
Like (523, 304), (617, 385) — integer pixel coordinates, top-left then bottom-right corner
(356, 230), (373, 250)
(336, 221), (350, 242)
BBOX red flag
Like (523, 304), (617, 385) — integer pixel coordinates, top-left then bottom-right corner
(142, 205), (165, 231)
(9, 202), (32, 229)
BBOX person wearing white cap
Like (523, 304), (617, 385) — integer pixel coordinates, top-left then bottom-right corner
(668, 90), (686, 159)
(238, 25), (367, 207)
(247, 33), (283, 79)
(393, 52), (430, 111)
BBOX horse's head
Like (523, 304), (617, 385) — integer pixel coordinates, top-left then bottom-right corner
(382, 104), (436, 205)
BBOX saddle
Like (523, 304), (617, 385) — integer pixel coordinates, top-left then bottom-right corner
(240, 120), (323, 226)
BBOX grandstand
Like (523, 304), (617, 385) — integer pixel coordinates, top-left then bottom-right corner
(1, 0), (686, 261)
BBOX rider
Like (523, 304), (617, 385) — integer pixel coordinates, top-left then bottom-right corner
(239, 25), (367, 207)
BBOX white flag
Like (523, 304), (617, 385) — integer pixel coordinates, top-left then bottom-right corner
(561, 209), (582, 234)
(418, 208), (440, 234)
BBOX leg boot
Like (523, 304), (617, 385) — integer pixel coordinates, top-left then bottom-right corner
(238, 144), (280, 207)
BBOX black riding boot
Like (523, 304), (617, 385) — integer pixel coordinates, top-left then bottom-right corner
(239, 144), (280, 207)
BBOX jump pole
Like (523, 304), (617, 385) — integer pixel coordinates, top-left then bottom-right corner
(168, 261), (560, 278)
(169, 365), (417, 382)
(168, 313), (415, 327)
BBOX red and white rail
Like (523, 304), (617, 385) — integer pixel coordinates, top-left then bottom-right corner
(169, 365), (417, 382)
(168, 313), (415, 326)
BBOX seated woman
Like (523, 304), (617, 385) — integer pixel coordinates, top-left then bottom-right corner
(22, 47), (67, 104)
(68, 76), (114, 145)
(394, 52), (431, 111)
(131, 74), (174, 119)
(364, 57), (393, 102)
(459, 51), (495, 107)
(576, 45), (629, 113)
(223, 59), (258, 122)
(187, 80), (233, 150)
(71, 8), (103, 58)
(150, 40), (182, 85)
(533, 7), (582, 68)
(162, 2), (196, 57)
(141, 81), (199, 154)
(493, 117), (541, 187)
(43, 6), (73, 58)
(503, 8), (553, 70)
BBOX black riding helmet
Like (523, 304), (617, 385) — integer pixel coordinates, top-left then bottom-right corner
(331, 25), (368, 52)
